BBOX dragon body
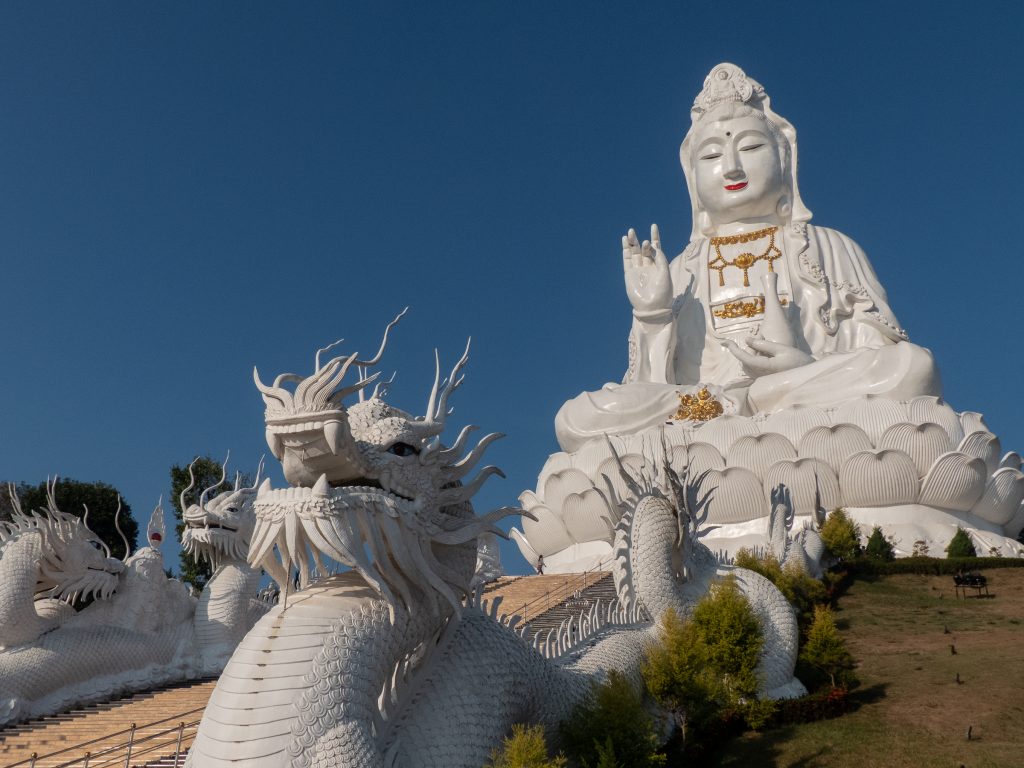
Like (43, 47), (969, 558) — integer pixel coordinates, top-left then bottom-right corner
(189, 316), (805, 768)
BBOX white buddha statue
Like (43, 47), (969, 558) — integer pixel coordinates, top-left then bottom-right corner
(556, 63), (941, 453)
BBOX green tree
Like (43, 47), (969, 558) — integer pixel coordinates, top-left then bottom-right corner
(799, 604), (855, 688)
(819, 508), (861, 561)
(561, 670), (665, 768)
(170, 456), (242, 590)
(864, 526), (895, 561)
(18, 478), (139, 560)
(486, 723), (566, 768)
(945, 527), (977, 558)
(733, 547), (782, 583)
(643, 578), (767, 742)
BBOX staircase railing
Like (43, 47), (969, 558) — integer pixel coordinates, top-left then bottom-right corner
(502, 561), (615, 622)
(7, 708), (204, 768)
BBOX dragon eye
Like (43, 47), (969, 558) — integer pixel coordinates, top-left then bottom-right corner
(387, 442), (420, 457)
(89, 540), (104, 550)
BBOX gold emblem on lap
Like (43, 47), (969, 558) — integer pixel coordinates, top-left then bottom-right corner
(672, 387), (724, 422)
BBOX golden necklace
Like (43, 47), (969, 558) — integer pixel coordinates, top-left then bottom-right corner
(708, 225), (781, 287)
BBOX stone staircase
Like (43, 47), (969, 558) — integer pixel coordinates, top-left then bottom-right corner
(0, 679), (216, 767)
(0, 572), (614, 766)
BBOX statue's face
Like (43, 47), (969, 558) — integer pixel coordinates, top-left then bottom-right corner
(692, 113), (785, 225)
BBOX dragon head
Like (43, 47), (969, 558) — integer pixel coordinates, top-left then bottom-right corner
(250, 314), (514, 615)
(3, 481), (124, 603)
(181, 455), (262, 566)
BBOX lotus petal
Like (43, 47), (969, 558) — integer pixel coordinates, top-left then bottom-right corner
(763, 458), (841, 517)
(960, 411), (989, 435)
(518, 489), (542, 510)
(878, 422), (955, 477)
(670, 442), (725, 478)
(759, 405), (831, 446)
(839, 449), (919, 507)
(562, 488), (615, 543)
(510, 528), (540, 565)
(1005, 502), (1024, 541)
(664, 423), (700, 449)
(999, 451), (1021, 471)
(973, 468), (1024, 527)
(907, 396), (964, 446)
(572, 439), (616, 478)
(521, 505), (574, 555)
(958, 431), (1001, 476)
(798, 424), (873, 471)
(692, 414), (761, 455)
(727, 433), (798, 481)
(596, 453), (646, 504)
(543, 468), (595, 511)
(834, 395), (908, 445)
(702, 466), (767, 525)
(539, 451), (572, 477)
(918, 451), (988, 511)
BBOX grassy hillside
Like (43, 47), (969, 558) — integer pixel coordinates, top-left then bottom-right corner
(711, 568), (1024, 767)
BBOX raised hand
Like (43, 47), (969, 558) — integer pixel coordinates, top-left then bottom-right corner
(623, 224), (672, 314)
(723, 337), (814, 378)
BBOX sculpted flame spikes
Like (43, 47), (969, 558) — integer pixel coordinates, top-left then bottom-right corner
(519, 63), (1024, 572)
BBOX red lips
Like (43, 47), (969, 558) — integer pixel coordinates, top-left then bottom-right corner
(724, 182), (748, 191)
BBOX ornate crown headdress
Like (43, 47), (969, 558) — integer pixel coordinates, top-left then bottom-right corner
(691, 62), (767, 119)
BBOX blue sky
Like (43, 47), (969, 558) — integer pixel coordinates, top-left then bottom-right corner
(1, 2), (1022, 576)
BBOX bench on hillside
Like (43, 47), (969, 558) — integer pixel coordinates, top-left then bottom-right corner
(953, 571), (989, 599)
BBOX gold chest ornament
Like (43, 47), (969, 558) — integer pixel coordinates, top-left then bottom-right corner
(707, 225), (781, 288)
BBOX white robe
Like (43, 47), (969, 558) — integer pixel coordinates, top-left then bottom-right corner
(555, 223), (941, 452)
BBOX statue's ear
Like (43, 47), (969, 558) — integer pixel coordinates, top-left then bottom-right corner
(776, 194), (791, 221)
(697, 210), (714, 237)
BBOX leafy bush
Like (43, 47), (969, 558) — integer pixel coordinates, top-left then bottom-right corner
(799, 605), (855, 689)
(777, 562), (829, 630)
(945, 527), (977, 558)
(560, 670), (665, 768)
(819, 509), (861, 561)
(734, 547), (782, 583)
(643, 577), (767, 741)
(487, 723), (566, 768)
(864, 526), (895, 562)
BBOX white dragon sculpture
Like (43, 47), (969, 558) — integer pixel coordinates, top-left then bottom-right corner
(188, 315), (805, 768)
(181, 456), (275, 674)
(0, 465), (272, 726)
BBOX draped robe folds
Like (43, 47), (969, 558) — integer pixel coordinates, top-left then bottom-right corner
(555, 223), (942, 453)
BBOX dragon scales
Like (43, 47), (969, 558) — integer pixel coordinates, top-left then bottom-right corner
(188, 314), (806, 768)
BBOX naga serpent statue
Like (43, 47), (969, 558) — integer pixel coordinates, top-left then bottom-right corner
(0, 466), (272, 726)
(188, 314), (804, 768)
(181, 456), (275, 674)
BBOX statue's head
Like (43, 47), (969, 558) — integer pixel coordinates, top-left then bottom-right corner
(680, 63), (811, 238)
(181, 456), (262, 566)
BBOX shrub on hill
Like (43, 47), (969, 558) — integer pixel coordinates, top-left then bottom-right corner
(820, 509), (862, 561)
(733, 548), (828, 630)
(945, 527), (977, 558)
(486, 723), (566, 768)
(560, 670), (665, 768)
(864, 526), (895, 562)
(643, 577), (768, 745)
(799, 605), (856, 689)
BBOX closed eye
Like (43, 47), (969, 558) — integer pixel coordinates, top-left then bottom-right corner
(700, 152), (722, 160)
(739, 144), (764, 152)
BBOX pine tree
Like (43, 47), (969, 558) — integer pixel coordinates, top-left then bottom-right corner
(819, 508), (862, 561)
(945, 527), (977, 558)
(799, 604), (855, 688)
(865, 526), (895, 561)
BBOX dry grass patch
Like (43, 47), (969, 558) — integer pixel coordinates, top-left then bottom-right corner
(709, 569), (1024, 768)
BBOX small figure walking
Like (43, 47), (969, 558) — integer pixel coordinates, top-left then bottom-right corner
(536, 554), (545, 575)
